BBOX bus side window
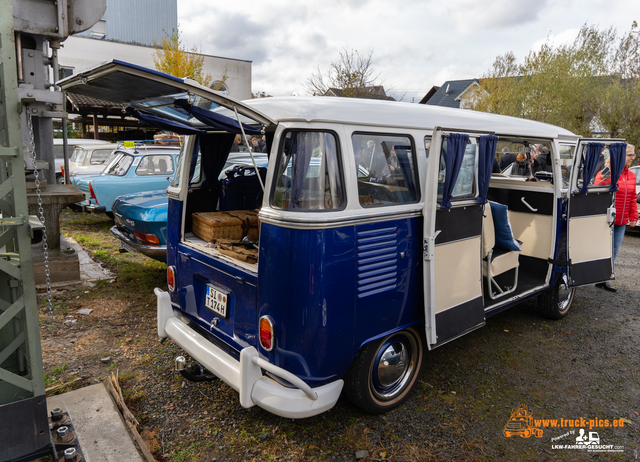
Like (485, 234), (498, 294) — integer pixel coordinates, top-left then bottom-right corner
(352, 133), (419, 207)
(437, 139), (477, 201)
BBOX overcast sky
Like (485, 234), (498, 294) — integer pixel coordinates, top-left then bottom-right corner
(177, 0), (639, 102)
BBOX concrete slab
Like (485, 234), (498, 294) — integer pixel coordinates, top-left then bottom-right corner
(47, 383), (144, 462)
(67, 236), (114, 282)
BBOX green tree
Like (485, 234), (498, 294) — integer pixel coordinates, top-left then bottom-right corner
(304, 48), (382, 98)
(473, 23), (640, 146)
(153, 28), (213, 87)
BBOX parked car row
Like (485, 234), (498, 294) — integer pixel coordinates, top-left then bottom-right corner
(64, 138), (269, 263)
(110, 152), (269, 262)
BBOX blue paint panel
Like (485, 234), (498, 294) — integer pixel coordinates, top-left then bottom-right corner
(354, 217), (423, 350)
(257, 224), (357, 386)
(174, 242), (258, 352)
(167, 198), (181, 305)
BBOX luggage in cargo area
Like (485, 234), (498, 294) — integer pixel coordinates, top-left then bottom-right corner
(219, 166), (267, 211)
(192, 210), (259, 242)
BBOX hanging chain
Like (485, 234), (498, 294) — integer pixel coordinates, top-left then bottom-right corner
(27, 109), (54, 321)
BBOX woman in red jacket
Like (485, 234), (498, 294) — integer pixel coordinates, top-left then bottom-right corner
(594, 144), (638, 292)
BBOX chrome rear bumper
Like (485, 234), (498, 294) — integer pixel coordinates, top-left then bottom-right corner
(155, 288), (343, 418)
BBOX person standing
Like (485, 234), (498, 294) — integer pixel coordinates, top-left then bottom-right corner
(499, 147), (515, 170)
(594, 144), (638, 292)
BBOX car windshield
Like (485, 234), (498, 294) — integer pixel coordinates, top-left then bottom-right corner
(102, 151), (123, 170)
(70, 148), (86, 164)
(104, 153), (134, 176)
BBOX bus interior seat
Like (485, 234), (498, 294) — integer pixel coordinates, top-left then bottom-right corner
(482, 203), (520, 300)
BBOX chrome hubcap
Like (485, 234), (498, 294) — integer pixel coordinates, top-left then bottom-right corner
(371, 332), (419, 401)
(558, 274), (574, 312)
(377, 342), (407, 387)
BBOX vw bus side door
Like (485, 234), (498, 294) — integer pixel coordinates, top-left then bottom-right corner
(566, 138), (622, 286)
(423, 129), (485, 349)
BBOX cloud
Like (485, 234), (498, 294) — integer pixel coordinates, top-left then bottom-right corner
(445, 0), (549, 29)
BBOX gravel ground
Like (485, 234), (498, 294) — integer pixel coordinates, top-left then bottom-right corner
(41, 228), (640, 461)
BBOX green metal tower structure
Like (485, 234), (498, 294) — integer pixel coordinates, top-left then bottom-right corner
(0, 0), (50, 459)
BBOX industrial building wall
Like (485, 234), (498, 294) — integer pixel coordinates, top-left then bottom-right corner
(57, 37), (252, 101)
(74, 0), (178, 47)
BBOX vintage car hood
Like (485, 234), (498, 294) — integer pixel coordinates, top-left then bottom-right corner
(112, 190), (168, 223)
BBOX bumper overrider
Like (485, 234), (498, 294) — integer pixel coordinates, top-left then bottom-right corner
(110, 226), (167, 262)
(155, 288), (344, 418)
(74, 201), (106, 213)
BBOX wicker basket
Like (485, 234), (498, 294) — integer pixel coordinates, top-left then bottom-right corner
(226, 210), (260, 241)
(192, 210), (260, 243)
(192, 212), (244, 242)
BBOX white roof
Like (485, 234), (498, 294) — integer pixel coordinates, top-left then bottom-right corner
(245, 97), (578, 140)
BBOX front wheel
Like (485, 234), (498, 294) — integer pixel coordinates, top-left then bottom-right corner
(538, 273), (575, 320)
(345, 327), (425, 415)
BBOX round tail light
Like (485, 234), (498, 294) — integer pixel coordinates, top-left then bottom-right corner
(259, 316), (275, 351)
(167, 266), (176, 292)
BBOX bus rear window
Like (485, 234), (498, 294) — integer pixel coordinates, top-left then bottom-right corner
(271, 131), (344, 211)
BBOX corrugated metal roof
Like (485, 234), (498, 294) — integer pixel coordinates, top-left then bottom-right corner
(425, 79), (479, 108)
(74, 0), (177, 47)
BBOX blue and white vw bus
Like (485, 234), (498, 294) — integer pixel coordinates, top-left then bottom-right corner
(60, 61), (623, 418)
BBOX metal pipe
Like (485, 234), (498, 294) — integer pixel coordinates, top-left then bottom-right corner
(62, 115), (69, 184)
(233, 105), (265, 193)
(16, 32), (23, 82)
(50, 41), (60, 90)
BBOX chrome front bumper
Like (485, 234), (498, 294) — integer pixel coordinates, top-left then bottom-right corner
(155, 288), (343, 419)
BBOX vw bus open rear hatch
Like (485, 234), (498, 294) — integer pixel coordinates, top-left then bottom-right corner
(57, 59), (275, 131)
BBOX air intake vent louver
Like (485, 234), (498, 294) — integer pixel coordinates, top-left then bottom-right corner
(357, 227), (398, 298)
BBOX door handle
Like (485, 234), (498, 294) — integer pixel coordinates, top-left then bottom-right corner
(520, 197), (538, 212)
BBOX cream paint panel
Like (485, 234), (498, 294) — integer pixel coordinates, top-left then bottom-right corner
(434, 237), (482, 314)
(568, 215), (611, 263)
(509, 212), (553, 259)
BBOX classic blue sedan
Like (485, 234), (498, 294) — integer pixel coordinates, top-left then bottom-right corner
(111, 153), (269, 262)
(72, 143), (180, 215)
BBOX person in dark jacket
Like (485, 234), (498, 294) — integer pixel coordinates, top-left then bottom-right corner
(594, 144), (638, 292)
(499, 147), (515, 170)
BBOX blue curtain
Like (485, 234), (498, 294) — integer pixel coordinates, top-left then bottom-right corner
(125, 107), (206, 135)
(440, 133), (469, 209)
(477, 135), (499, 212)
(289, 133), (313, 208)
(579, 142), (604, 194)
(608, 143), (627, 192)
(395, 147), (416, 197)
(198, 133), (235, 190)
(174, 99), (262, 135)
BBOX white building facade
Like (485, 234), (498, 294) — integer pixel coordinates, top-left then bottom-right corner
(57, 0), (252, 100)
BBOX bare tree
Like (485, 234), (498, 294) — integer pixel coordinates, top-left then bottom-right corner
(304, 48), (382, 98)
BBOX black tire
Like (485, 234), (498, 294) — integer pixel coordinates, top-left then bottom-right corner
(105, 212), (114, 220)
(56, 174), (65, 184)
(538, 273), (575, 320)
(345, 327), (425, 415)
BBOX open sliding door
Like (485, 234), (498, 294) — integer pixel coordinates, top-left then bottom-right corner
(567, 138), (623, 286)
(423, 129), (491, 348)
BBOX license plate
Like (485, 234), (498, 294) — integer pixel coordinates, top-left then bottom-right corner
(205, 285), (228, 318)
